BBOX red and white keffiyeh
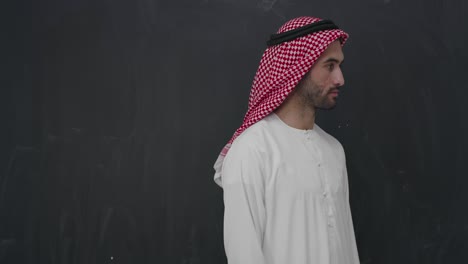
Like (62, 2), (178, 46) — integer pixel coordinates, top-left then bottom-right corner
(214, 16), (349, 186)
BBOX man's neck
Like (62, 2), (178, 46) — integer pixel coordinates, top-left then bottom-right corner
(274, 98), (316, 130)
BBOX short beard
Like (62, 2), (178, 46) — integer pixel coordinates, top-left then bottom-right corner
(295, 78), (337, 110)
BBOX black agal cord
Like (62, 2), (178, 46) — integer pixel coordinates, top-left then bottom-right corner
(266, 19), (340, 47)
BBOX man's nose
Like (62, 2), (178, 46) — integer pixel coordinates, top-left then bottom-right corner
(333, 68), (345, 87)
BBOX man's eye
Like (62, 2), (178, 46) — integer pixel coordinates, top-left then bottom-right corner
(327, 64), (334, 71)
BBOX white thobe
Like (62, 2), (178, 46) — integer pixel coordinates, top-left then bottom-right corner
(218, 113), (360, 264)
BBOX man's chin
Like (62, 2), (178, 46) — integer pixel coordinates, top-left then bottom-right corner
(317, 100), (337, 110)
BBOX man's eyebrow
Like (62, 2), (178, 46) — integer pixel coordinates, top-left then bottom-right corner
(323, 57), (344, 64)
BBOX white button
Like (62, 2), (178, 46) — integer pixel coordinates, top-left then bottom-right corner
(328, 223), (333, 228)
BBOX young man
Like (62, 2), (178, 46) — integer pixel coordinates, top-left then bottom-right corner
(214, 17), (360, 264)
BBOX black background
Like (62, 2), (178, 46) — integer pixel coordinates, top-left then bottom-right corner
(1, 0), (467, 263)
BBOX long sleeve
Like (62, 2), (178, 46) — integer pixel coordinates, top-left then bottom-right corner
(221, 138), (267, 264)
(343, 154), (361, 264)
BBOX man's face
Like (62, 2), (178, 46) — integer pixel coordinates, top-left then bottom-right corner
(295, 40), (345, 110)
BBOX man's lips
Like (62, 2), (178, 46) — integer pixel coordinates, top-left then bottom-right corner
(328, 89), (340, 96)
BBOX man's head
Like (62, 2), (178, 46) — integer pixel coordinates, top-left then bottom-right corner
(293, 40), (345, 110)
(231, 16), (348, 136)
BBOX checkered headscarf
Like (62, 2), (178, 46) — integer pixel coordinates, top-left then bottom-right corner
(214, 16), (349, 186)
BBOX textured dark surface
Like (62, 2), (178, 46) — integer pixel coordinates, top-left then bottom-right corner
(1, 0), (467, 263)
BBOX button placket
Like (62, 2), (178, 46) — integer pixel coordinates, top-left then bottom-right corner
(301, 130), (335, 229)
(304, 130), (311, 141)
(315, 148), (336, 230)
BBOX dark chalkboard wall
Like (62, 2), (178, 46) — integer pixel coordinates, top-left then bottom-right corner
(1, 0), (467, 263)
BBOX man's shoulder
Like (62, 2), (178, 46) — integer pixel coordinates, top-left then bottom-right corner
(230, 118), (271, 151)
(315, 124), (344, 150)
